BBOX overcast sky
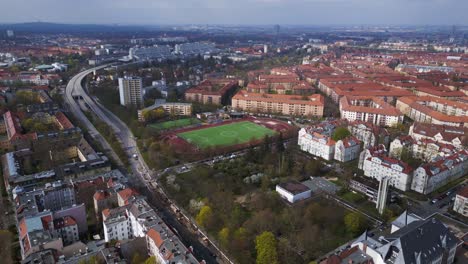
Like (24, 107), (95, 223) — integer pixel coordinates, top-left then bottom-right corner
(0, 0), (466, 25)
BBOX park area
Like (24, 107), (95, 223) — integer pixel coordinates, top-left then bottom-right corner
(161, 146), (371, 264)
(177, 121), (277, 149)
(148, 118), (201, 131)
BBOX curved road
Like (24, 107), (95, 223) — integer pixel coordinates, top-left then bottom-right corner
(64, 66), (221, 264)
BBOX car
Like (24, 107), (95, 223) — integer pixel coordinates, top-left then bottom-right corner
(431, 199), (438, 204)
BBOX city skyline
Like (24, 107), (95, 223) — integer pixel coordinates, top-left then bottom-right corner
(0, 0), (467, 26)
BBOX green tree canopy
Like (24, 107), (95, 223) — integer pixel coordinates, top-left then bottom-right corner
(332, 127), (351, 141)
(344, 212), (367, 235)
(196, 205), (213, 228)
(144, 256), (158, 264)
(255, 231), (279, 264)
(218, 227), (230, 248)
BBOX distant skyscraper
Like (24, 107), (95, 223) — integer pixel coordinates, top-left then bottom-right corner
(263, 44), (268, 54)
(274, 24), (280, 34)
(6, 30), (14, 38)
(118, 77), (143, 107)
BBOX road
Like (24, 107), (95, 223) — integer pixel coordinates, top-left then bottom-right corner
(65, 66), (224, 264)
(64, 65), (124, 167)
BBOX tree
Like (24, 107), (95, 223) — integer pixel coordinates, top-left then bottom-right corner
(16, 90), (37, 105)
(275, 133), (285, 152)
(132, 252), (145, 264)
(255, 231), (278, 264)
(144, 256), (159, 264)
(196, 205), (213, 228)
(344, 212), (367, 235)
(305, 159), (320, 176)
(332, 127), (351, 141)
(142, 108), (166, 123)
(218, 227), (230, 248)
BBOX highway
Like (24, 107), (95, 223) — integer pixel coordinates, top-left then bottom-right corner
(64, 66), (225, 264)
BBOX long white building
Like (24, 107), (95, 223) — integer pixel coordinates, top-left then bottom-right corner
(362, 153), (413, 191)
(411, 150), (468, 194)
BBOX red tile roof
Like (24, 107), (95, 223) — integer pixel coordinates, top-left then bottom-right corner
(233, 90), (324, 106)
(54, 111), (74, 130)
(457, 186), (468, 199)
(340, 96), (402, 116)
(147, 228), (164, 248)
(54, 216), (77, 229)
(118, 188), (139, 204)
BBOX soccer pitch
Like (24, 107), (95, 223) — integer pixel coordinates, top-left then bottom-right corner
(149, 118), (201, 131)
(177, 121), (277, 148)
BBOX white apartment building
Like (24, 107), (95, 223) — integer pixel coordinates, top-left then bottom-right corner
(340, 96), (404, 127)
(411, 150), (468, 194)
(409, 122), (466, 149)
(119, 77), (143, 107)
(146, 228), (199, 264)
(334, 136), (361, 162)
(453, 186), (468, 217)
(362, 155), (413, 191)
(298, 127), (335, 160)
(358, 144), (387, 170)
(348, 121), (389, 149)
(102, 207), (132, 242)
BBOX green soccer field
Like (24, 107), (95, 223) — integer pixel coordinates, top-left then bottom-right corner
(177, 121), (277, 148)
(148, 118), (201, 130)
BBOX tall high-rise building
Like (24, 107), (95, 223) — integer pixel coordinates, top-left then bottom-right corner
(376, 176), (390, 215)
(118, 77), (143, 107)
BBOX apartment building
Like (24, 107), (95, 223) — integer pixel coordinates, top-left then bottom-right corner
(137, 99), (192, 122)
(185, 79), (238, 105)
(453, 186), (468, 217)
(298, 127), (336, 160)
(409, 122), (466, 149)
(102, 207), (132, 242)
(334, 136), (361, 162)
(396, 96), (468, 127)
(390, 135), (457, 162)
(298, 121), (361, 162)
(118, 76), (143, 107)
(411, 150), (468, 194)
(362, 152), (413, 191)
(340, 96), (404, 127)
(318, 77), (412, 104)
(53, 216), (79, 245)
(146, 227), (199, 264)
(348, 121), (390, 149)
(232, 90), (324, 117)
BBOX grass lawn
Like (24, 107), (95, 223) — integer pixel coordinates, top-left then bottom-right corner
(149, 118), (201, 131)
(177, 121), (276, 148)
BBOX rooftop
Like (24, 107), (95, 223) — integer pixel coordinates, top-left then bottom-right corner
(277, 181), (310, 195)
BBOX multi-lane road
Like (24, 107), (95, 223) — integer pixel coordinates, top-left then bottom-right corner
(64, 66), (226, 263)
